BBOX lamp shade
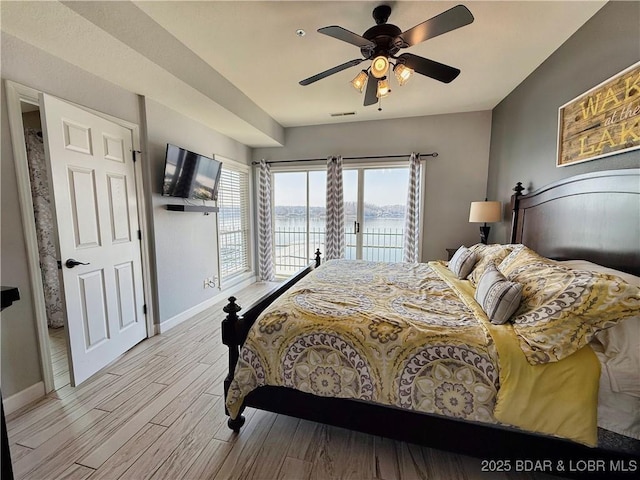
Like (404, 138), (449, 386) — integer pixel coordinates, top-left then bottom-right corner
(394, 63), (413, 86)
(351, 70), (368, 92)
(469, 201), (502, 223)
(376, 78), (390, 98)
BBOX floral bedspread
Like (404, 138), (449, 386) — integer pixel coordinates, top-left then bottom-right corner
(226, 259), (500, 423)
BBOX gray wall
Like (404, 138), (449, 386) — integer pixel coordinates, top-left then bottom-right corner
(0, 32), (254, 397)
(253, 111), (493, 261)
(487, 1), (640, 244)
(0, 33), (141, 397)
(144, 99), (252, 323)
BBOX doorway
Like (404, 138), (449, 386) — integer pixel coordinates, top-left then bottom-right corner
(20, 100), (72, 391)
(5, 80), (155, 395)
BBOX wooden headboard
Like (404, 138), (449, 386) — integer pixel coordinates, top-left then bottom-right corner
(510, 169), (640, 276)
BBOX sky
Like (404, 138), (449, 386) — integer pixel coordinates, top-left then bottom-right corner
(273, 168), (410, 207)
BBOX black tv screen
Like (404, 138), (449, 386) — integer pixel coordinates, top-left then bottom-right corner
(162, 144), (222, 200)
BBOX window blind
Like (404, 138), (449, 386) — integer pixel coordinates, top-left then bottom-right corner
(218, 166), (250, 280)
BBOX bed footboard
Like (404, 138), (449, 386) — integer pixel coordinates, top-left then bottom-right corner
(222, 249), (321, 430)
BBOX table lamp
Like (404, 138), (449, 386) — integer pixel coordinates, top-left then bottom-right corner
(469, 200), (501, 244)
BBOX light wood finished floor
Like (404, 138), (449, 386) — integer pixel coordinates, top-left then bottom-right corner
(48, 326), (70, 390)
(8, 281), (561, 480)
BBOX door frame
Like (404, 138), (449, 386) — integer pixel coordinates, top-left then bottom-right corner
(5, 80), (156, 393)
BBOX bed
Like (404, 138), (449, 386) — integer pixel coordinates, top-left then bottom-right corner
(221, 169), (640, 478)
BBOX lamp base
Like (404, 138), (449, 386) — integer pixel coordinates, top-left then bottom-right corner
(479, 225), (491, 245)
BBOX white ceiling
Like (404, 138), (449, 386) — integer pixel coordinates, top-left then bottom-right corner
(1, 1), (607, 147)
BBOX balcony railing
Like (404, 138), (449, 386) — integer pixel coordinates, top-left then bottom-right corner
(274, 226), (404, 275)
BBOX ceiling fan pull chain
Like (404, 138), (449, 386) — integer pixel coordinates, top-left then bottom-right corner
(378, 97), (383, 112)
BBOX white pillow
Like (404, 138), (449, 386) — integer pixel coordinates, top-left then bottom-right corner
(474, 263), (522, 325)
(559, 260), (640, 287)
(448, 246), (477, 279)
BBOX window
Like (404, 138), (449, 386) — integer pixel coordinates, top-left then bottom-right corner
(218, 163), (251, 281)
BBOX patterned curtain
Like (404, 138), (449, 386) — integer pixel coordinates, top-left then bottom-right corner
(325, 155), (345, 260)
(403, 153), (421, 263)
(25, 128), (66, 328)
(257, 159), (275, 281)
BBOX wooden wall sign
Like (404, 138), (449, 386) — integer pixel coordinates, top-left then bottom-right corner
(557, 61), (640, 167)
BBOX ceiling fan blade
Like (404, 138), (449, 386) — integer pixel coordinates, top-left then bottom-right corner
(364, 72), (378, 106)
(318, 26), (375, 49)
(299, 58), (364, 86)
(399, 4), (474, 47)
(399, 53), (461, 84)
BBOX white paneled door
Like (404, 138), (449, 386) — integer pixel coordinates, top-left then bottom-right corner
(40, 93), (146, 386)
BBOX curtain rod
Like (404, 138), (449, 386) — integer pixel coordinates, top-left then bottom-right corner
(251, 152), (438, 165)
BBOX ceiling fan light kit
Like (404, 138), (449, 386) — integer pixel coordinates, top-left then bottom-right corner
(394, 63), (414, 86)
(371, 55), (390, 78)
(376, 78), (390, 98)
(351, 70), (369, 92)
(299, 3), (474, 108)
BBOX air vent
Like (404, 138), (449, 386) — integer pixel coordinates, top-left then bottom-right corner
(330, 112), (356, 117)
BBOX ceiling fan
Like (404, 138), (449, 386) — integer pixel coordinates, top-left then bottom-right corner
(299, 3), (474, 107)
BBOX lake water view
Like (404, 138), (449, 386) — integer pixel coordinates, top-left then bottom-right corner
(274, 215), (406, 274)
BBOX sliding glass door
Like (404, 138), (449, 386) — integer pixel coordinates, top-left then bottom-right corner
(346, 167), (409, 261)
(361, 168), (408, 262)
(273, 171), (326, 275)
(272, 165), (412, 275)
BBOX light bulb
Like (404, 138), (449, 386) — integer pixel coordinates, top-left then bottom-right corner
(371, 56), (389, 79)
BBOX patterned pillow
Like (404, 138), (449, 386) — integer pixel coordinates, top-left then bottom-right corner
(475, 263), (522, 325)
(468, 244), (515, 286)
(448, 246), (477, 279)
(499, 246), (640, 364)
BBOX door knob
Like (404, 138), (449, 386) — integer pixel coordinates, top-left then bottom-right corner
(65, 258), (90, 269)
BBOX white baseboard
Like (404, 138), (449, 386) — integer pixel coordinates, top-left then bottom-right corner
(157, 276), (257, 334)
(3, 381), (45, 415)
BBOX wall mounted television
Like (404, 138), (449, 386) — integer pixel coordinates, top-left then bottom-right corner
(162, 144), (222, 201)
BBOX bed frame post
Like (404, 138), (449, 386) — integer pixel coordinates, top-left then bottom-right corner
(510, 182), (525, 243)
(221, 251), (321, 431)
(222, 296), (246, 430)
